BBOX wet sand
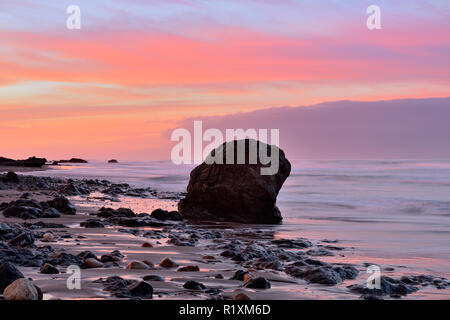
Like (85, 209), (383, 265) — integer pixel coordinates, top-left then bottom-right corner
(1, 174), (450, 300)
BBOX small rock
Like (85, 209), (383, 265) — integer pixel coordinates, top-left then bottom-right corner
(46, 196), (76, 215)
(80, 219), (104, 228)
(40, 263), (59, 274)
(183, 280), (206, 290)
(143, 275), (164, 282)
(151, 209), (182, 221)
(141, 242), (153, 248)
(214, 274), (224, 279)
(234, 293), (251, 300)
(84, 258), (104, 268)
(202, 255), (215, 260)
(42, 233), (55, 242)
(126, 261), (150, 270)
(361, 294), (384, 300)
(230, 270), (249, 281)
(245, 277), (271, 289)
(42, 208), (61, 218)
(3, 278), (39, 300)
(3, 172), (19, 183)
(159, 257), (178, 268)
(100, 255), (115, 263)
(177, 265), (200, 272)
(143, 260), (154, 268)
(8, 232), (34, 247)
(127, 281), (153, 298)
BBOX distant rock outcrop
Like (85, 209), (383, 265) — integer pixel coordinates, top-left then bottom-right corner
(178, 139), (291, 224)
(54, 158), (88, 165)
(0, 157), (47, 168)
(108, 159), (118, 163)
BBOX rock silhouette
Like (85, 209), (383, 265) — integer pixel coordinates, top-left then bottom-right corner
(178, 139), (291, 224)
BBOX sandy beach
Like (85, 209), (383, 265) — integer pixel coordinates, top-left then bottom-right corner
(1, 168), (449, 301)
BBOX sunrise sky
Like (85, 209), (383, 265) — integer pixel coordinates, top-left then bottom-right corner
(1, 0), (449, 160)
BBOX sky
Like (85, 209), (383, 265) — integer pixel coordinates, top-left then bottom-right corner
(0, 0), (449, 160)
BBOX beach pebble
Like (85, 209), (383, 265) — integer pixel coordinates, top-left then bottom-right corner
(42, 233), (55, 242)
(183, 280), (206, 290)
(177, 265), (200, 272)
(80, 219), (105, 228)
(202, 255), (215, 260)
(214, 274), (224, 279)
(142, 275), (164, 282)
(141, 242), (153, 248)
(3, 278), (39, 300)
(159, 257), (178, 268)
(234, 293), (251, 300)
(244, 277), (271, 289)
(84, 258), (104, 268)
(230, 270), (249, 281)
(40, 263), (59, 274)
(126, 261), (150, 270)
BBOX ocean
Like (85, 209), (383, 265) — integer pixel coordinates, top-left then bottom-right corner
(27, 159), (450, 284)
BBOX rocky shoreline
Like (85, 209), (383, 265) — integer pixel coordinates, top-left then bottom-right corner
(1, 171), (449, 300)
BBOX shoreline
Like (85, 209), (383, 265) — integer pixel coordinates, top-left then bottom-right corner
(1, 172), (449, 300)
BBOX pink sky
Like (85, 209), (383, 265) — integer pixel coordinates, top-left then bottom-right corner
(0, 1), (449, 160)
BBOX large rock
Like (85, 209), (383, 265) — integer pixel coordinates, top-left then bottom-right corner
(3, 278), (39, 300)
(0, 262), (24, 293)
(178, 139), (291, 224)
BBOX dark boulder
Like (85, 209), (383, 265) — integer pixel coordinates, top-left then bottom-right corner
(80, 219), (105, 228)
(108, 159), (118, 163)
(0, 157), (46, 168)
(245, 277), (271, 289)
(178, 139), (291, 224)
(48, 252), (83, 267)
(0, 262), (24, 293)
(150, 209), (182, 221)
(127, 281), (153, 298)
(40, 263), (59, 274)
(2, 206), (42, 219)
(97, 207), (134, 218)
(230, 270), (249, 281)
(42, 208), (61, 218)
(285, 266), (344, 285)
(8, 232), (35, 247)
(3, 172), (19, 183)
(183, 280), (206, 290)
(46, 197), (76, 215)
(142, 275), (164, 282)
(348, 276), (419, 297)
